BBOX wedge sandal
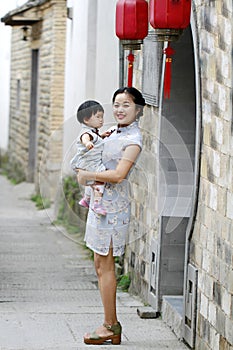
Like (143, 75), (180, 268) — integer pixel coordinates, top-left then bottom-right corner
(84, 321), (122, 345)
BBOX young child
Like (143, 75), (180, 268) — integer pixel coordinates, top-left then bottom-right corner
(71, 100), (108, 216)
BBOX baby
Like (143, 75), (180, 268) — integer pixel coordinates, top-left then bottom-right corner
(70, 100), (109, 216)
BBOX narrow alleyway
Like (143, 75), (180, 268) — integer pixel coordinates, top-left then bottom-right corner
(0, 175), (188, 349)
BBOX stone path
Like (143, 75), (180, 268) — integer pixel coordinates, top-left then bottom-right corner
(0, 175), (188, 349)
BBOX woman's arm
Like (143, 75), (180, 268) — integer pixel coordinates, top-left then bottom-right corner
(77, 144), (141, 185)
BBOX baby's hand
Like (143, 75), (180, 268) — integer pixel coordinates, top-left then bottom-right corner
(85, 141), (94, 150)
(101, 129), (115, 138)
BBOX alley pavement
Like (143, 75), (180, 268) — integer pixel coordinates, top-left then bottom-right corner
(0, 175), (188, 350)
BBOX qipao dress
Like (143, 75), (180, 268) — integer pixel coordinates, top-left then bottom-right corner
(84, 121), (142, 256)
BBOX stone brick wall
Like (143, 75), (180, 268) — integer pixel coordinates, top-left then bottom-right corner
(8, 28), (31, 181)
(124, 0), (233, 348)
(191, 1), (233, 349)
(36, 0), (67, 200)
(125, 103), (160, 301)
(8, 0), (66, 200)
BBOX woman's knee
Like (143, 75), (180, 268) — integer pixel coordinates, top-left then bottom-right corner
(94, 251), (114, 277)
(94, 253), (101, 276)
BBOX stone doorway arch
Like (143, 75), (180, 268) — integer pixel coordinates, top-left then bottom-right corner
(154, 18), (201, 348)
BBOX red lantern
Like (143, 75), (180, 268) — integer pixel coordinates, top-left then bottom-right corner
(149, 0), (191, 98)
(149, 0), (191, 29)
(116, 0), (148, 49)
(116, 0), (148, 87)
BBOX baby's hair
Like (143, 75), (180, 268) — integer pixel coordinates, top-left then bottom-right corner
(77, 100), (104, 124)
(112, 87), (146, 117)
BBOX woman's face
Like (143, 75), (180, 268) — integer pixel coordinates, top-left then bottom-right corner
(113, 93), (139, 126)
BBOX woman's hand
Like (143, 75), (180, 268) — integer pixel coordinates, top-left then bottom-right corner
(77, 169), (89, 185)
(76, 169), (96, 185)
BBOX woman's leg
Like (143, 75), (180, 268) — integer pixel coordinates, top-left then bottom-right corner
(94, 249), (118, 326)
(84, 248), (121, 344)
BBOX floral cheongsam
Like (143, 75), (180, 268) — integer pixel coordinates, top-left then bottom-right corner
(84, 121), (142, 256)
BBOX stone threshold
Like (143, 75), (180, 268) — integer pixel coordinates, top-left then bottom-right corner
(162, 295), (184, 340)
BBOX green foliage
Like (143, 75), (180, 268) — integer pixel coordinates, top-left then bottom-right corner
(31, 193), (51, 210)
(1, 155), (26, 184)
(55, 175), (92, 258)
(56, 175), (87, 230)
(117, 274), (131, 292)
(57, 175), (87, 229)
(0, 152), (8, 172)
(57, 175), (82, 221)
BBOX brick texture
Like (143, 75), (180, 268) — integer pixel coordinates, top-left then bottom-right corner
(8, 0), (67, 200)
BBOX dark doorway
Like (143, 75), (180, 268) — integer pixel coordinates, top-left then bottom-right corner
(28, 49), (39, 182)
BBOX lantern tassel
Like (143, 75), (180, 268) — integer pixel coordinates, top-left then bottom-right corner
(127, 51), (134, 87)
(163, 43), (175, 99)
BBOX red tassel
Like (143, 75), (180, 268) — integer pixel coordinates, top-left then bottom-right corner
(163, 43), (175, 99)
(127, 51), (134, 87)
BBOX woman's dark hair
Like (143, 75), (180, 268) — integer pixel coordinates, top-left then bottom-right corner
(112, 87), (146, 117)
(77, 100), (104, 124)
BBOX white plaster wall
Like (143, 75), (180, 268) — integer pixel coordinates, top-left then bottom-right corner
(0, 1), (25, 153)
(63, 0), (119, 173)
(95, 0), (119, 129)
(0, 3), (14, 152)
(95, 0), (119, 105)
(0, 25), (11, 152)
(64, 0), (89, 122)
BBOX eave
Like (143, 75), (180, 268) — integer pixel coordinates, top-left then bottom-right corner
(1, 15), (41, 26)
(1, 0), (47, 26)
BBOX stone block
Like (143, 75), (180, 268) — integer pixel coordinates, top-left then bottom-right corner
(224, 242), (232, 265)
(203, 124), (212, 147)
(213, 281), (222, 307)
(208, 301), (217, 327)
(221, 217), (232, 242)
(137, 306), (158, 319)
(222, 287), (231, 317)
(209, 326), (220, 350)
(217, 187), (227, 216)
(216, 307), (226, 337)
(200, 314), (211, 344)
(209, 182), (218, 210)
(220, 263), (230, 289)
(202, 250), (211, 274)
(162, 296), (183, 340)
(227, 270), (233, 294)
(220, 335), (231, 350)
(211, 149), (221, 178)
(226, 191), (233, 219)
(225, 318), (233, 345)
(200, 293), (209, 318)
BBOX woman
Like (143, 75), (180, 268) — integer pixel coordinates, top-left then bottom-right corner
(77, 87), (146, 345)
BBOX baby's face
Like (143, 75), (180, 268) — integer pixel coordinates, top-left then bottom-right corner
(85, 111), (104, 129)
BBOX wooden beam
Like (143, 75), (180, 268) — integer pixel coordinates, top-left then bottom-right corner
(1, 15), (41, 26)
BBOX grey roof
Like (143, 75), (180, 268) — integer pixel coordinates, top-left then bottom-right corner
(1, 0), (49, 23)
